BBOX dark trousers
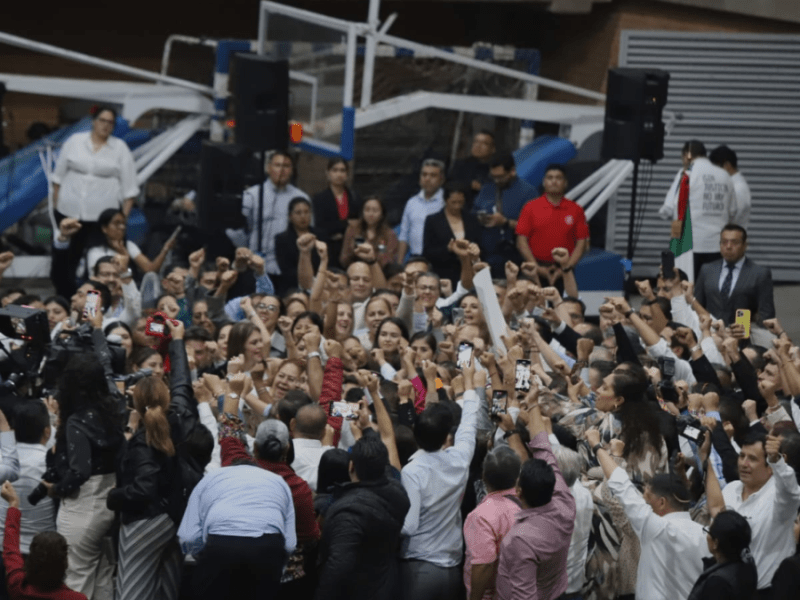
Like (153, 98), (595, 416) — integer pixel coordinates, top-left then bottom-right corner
(52, 210), (98, 299)
(192, 533), (285, 600)
(694, 252), (722, 279)
(400, 560), (460, 600)
(754, 588), (773, 600)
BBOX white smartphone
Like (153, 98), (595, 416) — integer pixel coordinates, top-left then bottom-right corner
(83, 290), (102, 320)
(457, 341), (474, 369)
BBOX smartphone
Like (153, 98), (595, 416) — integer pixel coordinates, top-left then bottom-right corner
(659, 356), (676, 380)
(735, 309), (751, 339)
(457, 341), (474, 369)
(476, 210), (488, 225)
(451, 308), (465, 324)
(515, 359), (532, 391)
(83, 290), (102, 320)
(354, 236), (366, 247)
(491, 390), (508, 416)
(331, 401), (360, 420)
(661, 250), (675, 278)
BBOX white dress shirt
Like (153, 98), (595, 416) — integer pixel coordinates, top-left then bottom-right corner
(607, 467), (708, 600)
(0, 443), (56, 554)
(722, 456), (800, 589)
(290, 438), (333, 492)
(717, 256), (745, 295)
(658, 157), (735, 253)
(646, 338), (697, 385)
(398, 188), (445, 255)
(240, 179), (309, 274)
(401, 389), (479, 567)
(565, 481), (593, 594)
(52, 132), (139, 222)
(730, 172), (751, 229)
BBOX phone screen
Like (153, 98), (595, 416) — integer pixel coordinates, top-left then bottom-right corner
(457, 342), (473, 369)
(515, 359), (532, 391)
(491, 390), (508, 416)
(331, 401), (360, 420)
(83, 291), (102, 320)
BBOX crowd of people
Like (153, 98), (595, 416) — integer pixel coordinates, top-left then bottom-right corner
(0, 117), (798, 600)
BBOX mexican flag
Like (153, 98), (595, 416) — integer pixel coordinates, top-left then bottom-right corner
(670, 172), (695, 281)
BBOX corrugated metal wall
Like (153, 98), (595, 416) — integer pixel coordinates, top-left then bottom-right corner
(608, 31), (800, 281)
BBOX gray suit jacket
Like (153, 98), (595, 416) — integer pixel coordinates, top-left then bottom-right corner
(695, 257), (775, 325)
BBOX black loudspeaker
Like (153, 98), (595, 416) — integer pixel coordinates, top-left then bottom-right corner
(233, 55), (289, 152)
(602, 68), (670, 162)
(196, 142), (258, 231)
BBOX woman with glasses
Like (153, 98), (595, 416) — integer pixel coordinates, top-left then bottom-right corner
(85, 208), (175, 277)
(688, 511), (758, 600)
(312, 158), (361, 269)
(51, 107), (140, 294)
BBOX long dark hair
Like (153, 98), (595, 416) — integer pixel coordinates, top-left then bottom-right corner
(613, 369), (663, 459)
(56, 354), (121, 445)
(358, 196), (389, 236)
(227, 321), (258, 360)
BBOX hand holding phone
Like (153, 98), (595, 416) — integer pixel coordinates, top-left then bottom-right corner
(735, 309), (751, 339)
(491, 390), (508, 417)
(82, 290), (102, 321)
(457, 342), (474, 369)
(661, 250), (675, 279)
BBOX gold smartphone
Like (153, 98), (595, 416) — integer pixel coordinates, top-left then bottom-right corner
(735, 309), (751, 339)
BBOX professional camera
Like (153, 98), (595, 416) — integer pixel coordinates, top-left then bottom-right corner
(676, 414), (708, 446)
(145, 312), (173, 341)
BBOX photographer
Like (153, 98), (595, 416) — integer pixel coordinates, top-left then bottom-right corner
(43, 353), (124, 599)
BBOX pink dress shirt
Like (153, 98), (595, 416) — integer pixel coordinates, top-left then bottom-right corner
(495, 432), (577, 600)
(463, 487), (522, 600)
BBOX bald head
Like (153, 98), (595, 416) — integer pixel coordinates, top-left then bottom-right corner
(293, 404), (328, 440)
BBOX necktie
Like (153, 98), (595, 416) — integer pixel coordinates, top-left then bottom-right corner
(720, 263), (735, 298)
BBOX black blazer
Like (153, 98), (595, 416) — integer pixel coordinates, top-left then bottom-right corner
(695, 257), (775, 325)
(275, 226), (320, 293)
(687, 557), (757, 600)
(422, 209), (482, 285)
(312, 187), (360, 269)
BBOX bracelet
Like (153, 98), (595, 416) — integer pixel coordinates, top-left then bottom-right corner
(307, 351), (321, 360)
(503, 430), (518, 440)
(690, 345), (701, 354)
(592, 443), (603, 454)
(228, 393), (239, 399)
(562, 266), (573, 273)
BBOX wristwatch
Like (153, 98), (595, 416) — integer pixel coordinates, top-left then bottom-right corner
(592, 443), (603, 454)
(307, 351), (321, 360)
(120, 268), (133, 280)
(503, 430), (518, 440)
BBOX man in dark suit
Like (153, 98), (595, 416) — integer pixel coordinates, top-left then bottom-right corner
(695, 224), (775, 326)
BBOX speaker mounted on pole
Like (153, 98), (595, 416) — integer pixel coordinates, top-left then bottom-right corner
(232, 54), (290, 152)
(601, 68), (670, 162)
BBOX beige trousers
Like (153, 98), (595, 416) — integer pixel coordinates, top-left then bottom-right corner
(57, 472), (117, 600)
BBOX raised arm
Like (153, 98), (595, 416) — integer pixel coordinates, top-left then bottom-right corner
(309, 241), (329, 315)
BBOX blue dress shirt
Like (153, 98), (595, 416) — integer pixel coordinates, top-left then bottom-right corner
(178, 464), (296, 556)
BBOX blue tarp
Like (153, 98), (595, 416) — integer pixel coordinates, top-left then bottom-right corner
(0, 117), (152, 230)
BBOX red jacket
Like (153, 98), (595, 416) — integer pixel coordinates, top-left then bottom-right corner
(3, 507), (87, 600)
(220, 437), (320, 544)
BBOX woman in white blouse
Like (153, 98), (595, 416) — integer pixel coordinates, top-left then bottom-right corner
(52, 106), (139, 222)
(51, 107), (139, 291)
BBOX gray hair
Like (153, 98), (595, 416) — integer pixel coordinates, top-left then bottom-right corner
(255, 419), (290, 458)
(421, 158), (445, 173)
(482, 446), (522, 492)
(553, 445), (582, 487)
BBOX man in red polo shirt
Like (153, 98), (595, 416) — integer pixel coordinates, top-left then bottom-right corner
(515, 164), (590, 285)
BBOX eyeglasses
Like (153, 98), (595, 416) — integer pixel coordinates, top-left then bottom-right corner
(257, 303), (278, 312)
